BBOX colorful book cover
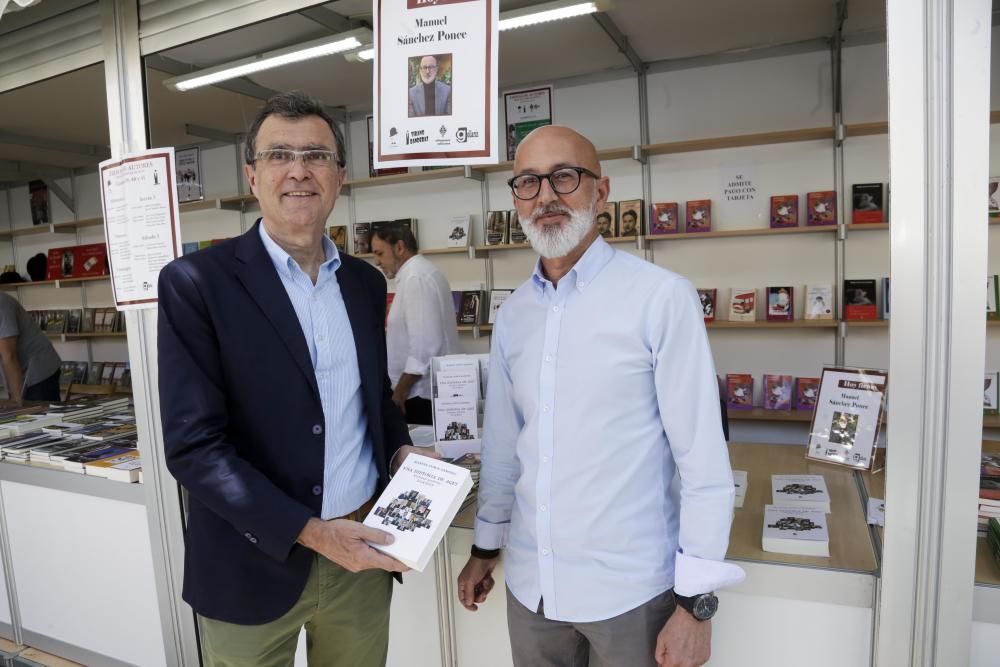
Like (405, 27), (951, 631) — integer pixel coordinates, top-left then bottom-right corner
(618, 199), (643, 237)
(843, 279), (878, 320)
(770, 195), (799, 228)
(697, 288), (717, 323)
(766, 286), (794, 321)
(726, 374), (754, 410)
(807, 190), (837, 226)
(804, 285), (834, 320)
(764, 374), (793, 410)
(728, 287), (756, 322)
(328, 225), (348, 253)
(686, 200), (712, 232)
(793, 377), (820, 410)
(988, 275), (999, 320)
(852, 183), (885, 224)
(598, 202), (618, 239)
(649, 203), (679, 235)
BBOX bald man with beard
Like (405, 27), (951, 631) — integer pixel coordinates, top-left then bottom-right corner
(456, 126), (744, 667)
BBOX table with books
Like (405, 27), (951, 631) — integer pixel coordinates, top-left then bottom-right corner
(441, 442), (879, 667)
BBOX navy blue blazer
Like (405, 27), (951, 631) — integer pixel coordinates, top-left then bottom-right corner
(157, 221), (411, 624)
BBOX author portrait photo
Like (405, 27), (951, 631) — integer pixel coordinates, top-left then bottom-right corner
(408, 54), (452, 117)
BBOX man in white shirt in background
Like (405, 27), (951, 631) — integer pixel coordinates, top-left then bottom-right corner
(371, 226), (460, 425)
(456, 125), (744, 667)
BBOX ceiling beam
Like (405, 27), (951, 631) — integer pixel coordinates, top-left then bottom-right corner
(298, 6), (366, 33)
(591, 12), (646, 74)
(0, 131), (109, 159)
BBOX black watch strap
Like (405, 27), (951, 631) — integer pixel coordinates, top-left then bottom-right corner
(471, 544), (501, 559)
(673, 591), (719, 621)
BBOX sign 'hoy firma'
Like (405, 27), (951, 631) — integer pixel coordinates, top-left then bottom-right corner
(374, 0), (499, 167)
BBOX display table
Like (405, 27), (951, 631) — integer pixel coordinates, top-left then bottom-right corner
(382, 442), (880, 666)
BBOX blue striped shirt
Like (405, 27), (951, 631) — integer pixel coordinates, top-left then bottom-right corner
(259, 223), (377, 519)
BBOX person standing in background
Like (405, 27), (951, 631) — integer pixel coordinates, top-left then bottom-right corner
(0, 292), (61, 403)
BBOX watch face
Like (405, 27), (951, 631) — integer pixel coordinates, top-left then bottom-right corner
(693, 594), (719, 620)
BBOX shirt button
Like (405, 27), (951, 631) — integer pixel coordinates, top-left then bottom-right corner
(543, 405), (550, 412)
(544, 355), (552, 363)
(317, 334), (326, 342)
(542, 456), (550, 463)
(540, 505), (547, 512)
(312, 424), (323, 435)
(542, 548), (550, 556)
(312, 485), (322, 496)
(552, 306), (560, 313)
(578, 281), (586, 288)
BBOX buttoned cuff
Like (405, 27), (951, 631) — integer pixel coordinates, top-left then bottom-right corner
(404, 356), (429, 376)
(673, 551), (746, 596)
(473, 518), (509, 550)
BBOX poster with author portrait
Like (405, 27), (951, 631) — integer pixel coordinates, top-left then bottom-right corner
(805, 367), (888, 471)
(374, 0), (499, 167)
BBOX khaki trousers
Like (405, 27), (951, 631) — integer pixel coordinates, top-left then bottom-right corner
(199, 554), (392, 667)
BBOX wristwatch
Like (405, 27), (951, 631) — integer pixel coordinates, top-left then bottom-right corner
(674, 592), (718, 621)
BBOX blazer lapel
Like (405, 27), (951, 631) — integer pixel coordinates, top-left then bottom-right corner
(234, 223), (320, 403)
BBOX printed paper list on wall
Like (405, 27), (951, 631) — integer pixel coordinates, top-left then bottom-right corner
(373, 0), (499, 167)
(99, 148), (182, 310)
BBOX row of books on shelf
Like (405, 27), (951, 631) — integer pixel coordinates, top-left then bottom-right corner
(0, 397), (141, 482)
(28, 308), (126, 334)
(44, 244), (109, 281)
(350, 218), (418, 255)
(698, 280), (889, 323)
(57, 361), (131, 389)
(981, 453), (1000, 537)
(724, 374), (819, 411)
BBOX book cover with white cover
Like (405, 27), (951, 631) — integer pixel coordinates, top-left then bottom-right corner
(762, 505), (829, 557)
(733, 470), (747, 508)
(487, 290), (512, 324)
(804, 285), (834, 320)
(364, 455), (473, 571)
(447, 215), (471, 248)
(432, 356), (481, 450)
(771, 474), (830, 512)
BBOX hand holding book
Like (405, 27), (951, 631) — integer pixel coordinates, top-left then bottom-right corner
(297, 517), (410, 573)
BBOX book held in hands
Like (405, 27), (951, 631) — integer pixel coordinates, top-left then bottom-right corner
(363, 455), (473, 571)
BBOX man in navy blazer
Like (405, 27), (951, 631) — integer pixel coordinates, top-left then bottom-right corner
(408, 55), (452, 117)
(158, 92), (424, 665)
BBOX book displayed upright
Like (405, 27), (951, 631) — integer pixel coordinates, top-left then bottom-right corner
(990, 177), (1000, 219)
(728, 287), (757, 322)
(618, 199), (643, 237)
(804, 285), (834, 320)
(697, 288), (717, 322)
(766, 286), (793, 321)
(988, 275), (999, 319)
(686, 199), (712, 232)
(447, 215), (470, 248)
(881, 277), (890, 319)
(485, 210), (509, 246)
(508, 214), (527, 245)
(328, 225), (347, 253)
(762, 505), (830, 557)
(431, 356), (482, 454)
(363, 455), (473, 572)
(771, 474), (831, 512)
(487, 289), (512, 324)
(806, 190), (837, 226)
(457, 291), (483, 325)
(769, 195), (799, 228)
(985, 371), (999, 416)
(353, 222), (372, 254)
(852, 183), (885, 224)
(649, 202), (679, 235)
(793, 377), (820, 410)
(763, 374), (793, 410)
(726, 373), (754, 410)
(598, 201), (618, 238)
(843, 279), (877, 320)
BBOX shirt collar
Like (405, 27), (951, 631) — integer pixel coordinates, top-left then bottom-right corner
(530, 235), (614, 295)
(394, 253), (420, 281)
(258, 221), (341, 282)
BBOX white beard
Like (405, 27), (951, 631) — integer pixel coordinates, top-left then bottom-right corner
(519, 192), (597, 259)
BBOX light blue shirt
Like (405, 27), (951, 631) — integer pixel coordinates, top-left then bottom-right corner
(474, 235), (742, 622)
(259, 223), (377, 519)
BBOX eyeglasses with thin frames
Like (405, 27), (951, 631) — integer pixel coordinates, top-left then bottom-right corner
(507, 166), (599, 200)
(254, 149), (343, 169)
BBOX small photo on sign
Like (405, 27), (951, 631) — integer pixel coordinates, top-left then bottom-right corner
(408, 54), (453, 118)
(828, 411), (860, 448)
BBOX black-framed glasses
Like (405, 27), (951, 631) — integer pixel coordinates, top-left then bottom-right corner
(507, 167), (599, 200)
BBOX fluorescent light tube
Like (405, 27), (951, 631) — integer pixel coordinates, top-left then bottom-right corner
(499, 0), (599, 31)
(356, 47), (375, 62)
(165, 28), (372, 91)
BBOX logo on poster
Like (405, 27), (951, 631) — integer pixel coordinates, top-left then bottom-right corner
(439, 125), (447, 137)
(407, 130), (429, 145)
(456, 127), (478, 143)
(389, 127), (399, 146)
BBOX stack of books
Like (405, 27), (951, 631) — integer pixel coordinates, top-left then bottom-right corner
(762, 505), (830, 557)
(979, 453), (1000, 537)
(772, 474), (831, 513)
